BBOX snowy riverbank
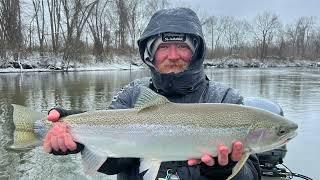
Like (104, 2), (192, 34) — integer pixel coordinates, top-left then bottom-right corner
(1, 55), (319, 73)
(0, 55), (145, 73)
(204, 58), (320, 68)
(0, 62), (145, 73)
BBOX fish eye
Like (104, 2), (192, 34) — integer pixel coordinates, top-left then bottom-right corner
(277, 127), (287, 136)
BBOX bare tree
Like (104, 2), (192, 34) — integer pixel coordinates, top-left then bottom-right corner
(0, 2), (5, 59)
(253, 12), (280, 59)
(0, 0), (23, 63)
(294, 17), (314, 57)
(273, 28), (287, 58)
(284, 23), (298, 57)
(203, 16), (228, 58)
(203, 16), (217, 58)
(216, 18), (230, 57)
(2, 1), (320, 68)
(313, 28), (320, 59)
(27, 17), (35, 51)
(61, 0), (97, 68)
(126, 0), (141, 53)
(204, 16), (249, 58)
(47, 0), (62, 53)
(32, 0), (45, 56)
(88, 0), (112, 61)
(223, 17), (239, 55)
(114, 0), (128, 50)
(145, 0), (169, 17)
(232, 20), (250, 57)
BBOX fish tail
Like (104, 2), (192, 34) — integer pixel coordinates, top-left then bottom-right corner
(9, 104), (47, 150)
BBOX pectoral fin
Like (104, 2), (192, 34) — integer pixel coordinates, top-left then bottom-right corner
(139, 159), (162, 180)
(226, 152), (250, 180)
(81, 147), (108, 175)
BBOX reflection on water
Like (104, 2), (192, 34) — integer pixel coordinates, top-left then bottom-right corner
(0, 68), (319, 179)
(0, 70), (149, 111)
(0, 70), (149, 180)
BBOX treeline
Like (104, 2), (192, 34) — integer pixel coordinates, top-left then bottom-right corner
(204, 13), (320, 60)
(0, 0), (319, 68)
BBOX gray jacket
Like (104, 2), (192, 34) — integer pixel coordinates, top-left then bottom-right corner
(97, 77), (261, 180)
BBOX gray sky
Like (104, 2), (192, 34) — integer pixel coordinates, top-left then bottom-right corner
(173, 0), (320, 23)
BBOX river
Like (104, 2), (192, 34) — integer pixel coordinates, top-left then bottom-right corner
(0, 67), (319, 179)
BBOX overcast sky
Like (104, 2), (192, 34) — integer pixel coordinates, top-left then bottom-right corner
(172, 0), (320, 24)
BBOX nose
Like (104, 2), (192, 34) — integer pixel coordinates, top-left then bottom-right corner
(167, 45), (179, 60)
(291, 122), (298, 131)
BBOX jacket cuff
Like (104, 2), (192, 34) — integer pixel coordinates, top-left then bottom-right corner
(51, 142), (85, 155)
(200, 160), (237, 179)
(48, 107), (85, 118)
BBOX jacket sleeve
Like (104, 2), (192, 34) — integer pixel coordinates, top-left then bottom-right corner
(108, 81), (141, 109)
(98, 158), (140, 175)
(200, 154), (261, 180)
(48, 107), (85, 117)
(98, 81), (142, 175)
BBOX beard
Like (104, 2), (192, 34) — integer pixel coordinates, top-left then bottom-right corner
(156, 59), (189, 74)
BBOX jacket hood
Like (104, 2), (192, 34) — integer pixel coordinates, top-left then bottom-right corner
(137, 8), (207, 96)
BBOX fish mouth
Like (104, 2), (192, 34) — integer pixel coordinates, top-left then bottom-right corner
(282, 131), (298, 144)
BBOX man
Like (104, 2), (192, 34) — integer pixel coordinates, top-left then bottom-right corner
(44, 8), (261, 179)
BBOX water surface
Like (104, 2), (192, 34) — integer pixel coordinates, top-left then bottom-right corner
(0, 68), (319, 179)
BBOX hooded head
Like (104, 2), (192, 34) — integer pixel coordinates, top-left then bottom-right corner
(137, 8), (207, 96)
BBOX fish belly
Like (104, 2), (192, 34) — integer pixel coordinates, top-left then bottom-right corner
(70, 124), (248, 161)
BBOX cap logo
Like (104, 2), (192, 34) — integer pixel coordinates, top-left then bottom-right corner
(162, 33), (186, 42)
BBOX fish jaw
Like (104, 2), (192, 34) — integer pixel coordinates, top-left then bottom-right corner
(247, 127), (298, 153)
(280, 130), (297, 146)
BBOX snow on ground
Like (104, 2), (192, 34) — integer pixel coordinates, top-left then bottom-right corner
(0, 54), (319, 73)
(204, 58), (320, 68)
(0, 64), (145, 73)
(0, 54), (146, 73)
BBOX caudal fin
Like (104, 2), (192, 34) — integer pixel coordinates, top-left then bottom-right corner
(9, 104), (46, 150)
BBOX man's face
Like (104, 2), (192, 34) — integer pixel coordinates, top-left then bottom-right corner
(154, 42), (192, 74)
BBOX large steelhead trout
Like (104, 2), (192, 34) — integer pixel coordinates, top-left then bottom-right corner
(10, 87), (298, 180)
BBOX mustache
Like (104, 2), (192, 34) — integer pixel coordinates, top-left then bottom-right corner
(160, 59), (189, 67)
(156, 59), (190, 73)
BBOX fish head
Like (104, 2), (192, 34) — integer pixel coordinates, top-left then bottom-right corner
(245, 114), (298, 153)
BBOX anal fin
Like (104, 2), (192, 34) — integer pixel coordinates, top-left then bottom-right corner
(81, 147), (108, 175)
(226, 152), (250, 180)
(139, 159), (162, 180)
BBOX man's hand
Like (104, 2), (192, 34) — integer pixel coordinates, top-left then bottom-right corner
(47, 109), (61, 122)
(43, 122), (77, 153)
(44, 108), (85, 155)
(188, 141), (244, 166)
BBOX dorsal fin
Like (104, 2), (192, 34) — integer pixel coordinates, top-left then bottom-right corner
(134, 86), (170, 112)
